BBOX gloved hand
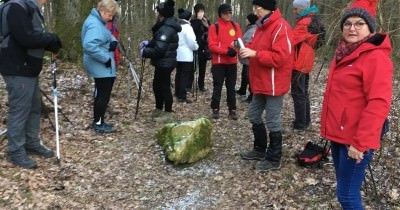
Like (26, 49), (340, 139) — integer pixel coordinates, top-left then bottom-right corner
(46, 33), (62, 54)
(227, 47), (237, 57)
(139, 40), (149, 49)
(109, 41), (118, 51)
(140, 48), (144, 58)
(105, 58), (111, 68)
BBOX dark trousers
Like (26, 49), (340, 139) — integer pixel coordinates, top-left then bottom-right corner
(238, 64), (252, 95)
(210, 64), (237, 110)
(175, 61), (193, 100)
(3, 76), (42, 152)
(94, 77), (115, 123)
(197, 58), (207, 90)
(153, 66), (174, 112)
(290, 70), (310, 129)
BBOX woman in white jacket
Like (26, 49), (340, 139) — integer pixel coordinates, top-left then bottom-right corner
(175, 8), (199, 103)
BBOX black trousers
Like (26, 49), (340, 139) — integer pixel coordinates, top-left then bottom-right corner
(94, 77), (115, 123)
(238, 64), (252, 95)
(175, 61), (193, 99)
(210, 64), (237, 110)
(153, 66), (174, 112)
(197, 58), (207, 90)
(290, 70), (310, 129)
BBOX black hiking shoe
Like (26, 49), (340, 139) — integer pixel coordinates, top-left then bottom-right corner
(228, 110), (238, 120)
(26, 144), (54, 158)
(8, 150), (37, 169)
(240, 150), (266, 160)
(212, 109), (219, 119)
(253, 160), (281, 172)
(93, 122), (116, 133)
(177, 98), (192, 104)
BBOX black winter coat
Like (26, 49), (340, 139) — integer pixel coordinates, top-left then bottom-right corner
(190, 17), (210, 60)
(0, 1), (54, 77)
(143, 17), (181, 68)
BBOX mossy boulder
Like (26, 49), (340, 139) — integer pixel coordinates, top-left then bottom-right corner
(155, 118), (213, 165)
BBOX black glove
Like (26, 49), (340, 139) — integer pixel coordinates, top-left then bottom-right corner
(46, 33), (62, 54)
(109, 41), (118, 51)
(227, 47), (237, 57)
(105, 58), (111, 68)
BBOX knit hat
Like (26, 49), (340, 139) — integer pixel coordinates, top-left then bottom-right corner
(156, 0), (175, 18)
(218, 3), (232, 17)
(252, 0), (277, 11)
(194, 3), (205, 13)
(247, 13), (258, 25)
(293, 0), (310, 10)
(340, 0), (378, 33)
(178, 8), (192, 21)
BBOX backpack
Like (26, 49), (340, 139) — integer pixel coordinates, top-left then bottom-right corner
(214, 20), (237, 36)
(297, 139), (330, 168)
(0, 0), (27, 46)
(307, 15), (326, 49)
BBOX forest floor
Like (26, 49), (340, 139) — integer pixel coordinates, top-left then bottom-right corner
(0, 57), (399, 209)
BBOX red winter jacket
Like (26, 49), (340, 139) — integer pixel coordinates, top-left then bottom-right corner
(247, 9), (293, 96)
(208, 18), (242, 65)
(320, 33), (393, 152)
(292, 15), (318, 74)
(107, 21), (121, 66)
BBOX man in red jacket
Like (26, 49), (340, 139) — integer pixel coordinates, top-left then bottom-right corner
(208, 3), (242, 120)
(239, 0), (293, 171)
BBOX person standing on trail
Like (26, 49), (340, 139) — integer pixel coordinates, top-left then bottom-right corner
(0, 0), (62, 169)
(236, 13), (258, 103)
(139, 0), (181, 122)
(208, 3), (242, 120)
(175, 8), (198, 104)
(320, 0), (392, 208)
(82, 0), (120, 133)
(190, 3), (211, 92)
(239, 0), (293, 172)
(290, 0), (320, 132)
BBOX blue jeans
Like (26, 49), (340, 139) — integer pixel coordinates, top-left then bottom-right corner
(331, 142), (374, 210)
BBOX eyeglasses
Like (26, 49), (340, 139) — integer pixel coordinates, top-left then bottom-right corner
(343, 21), (367, 30)
(253, 6), (262, 12)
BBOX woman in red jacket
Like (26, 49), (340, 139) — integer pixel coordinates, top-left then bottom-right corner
(239, 0), (293, 172)
(320, 0), (393, 208)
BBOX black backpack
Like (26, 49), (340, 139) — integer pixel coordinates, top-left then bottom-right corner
(214, 20), (237, 35)
(297, 139), (330, 168)
(307, 15), (326, 49)
(0, 0), (27, 47)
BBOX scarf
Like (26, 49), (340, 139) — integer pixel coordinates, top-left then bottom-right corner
(335, 34), (373, 62)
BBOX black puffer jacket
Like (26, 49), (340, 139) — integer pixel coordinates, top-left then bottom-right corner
(0, 1), (57, 77)
(143, 17), (182, 68)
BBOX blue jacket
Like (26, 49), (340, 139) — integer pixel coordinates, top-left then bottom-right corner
(81, 8), (117, 78)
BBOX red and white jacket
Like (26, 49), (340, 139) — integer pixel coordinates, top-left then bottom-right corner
(292, 15), (318, 74)
(208, 18), (242, 65)
(320, 33), (393, 152)
(246, 9), (293, 96)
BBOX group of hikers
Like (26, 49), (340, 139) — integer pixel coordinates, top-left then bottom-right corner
(0, 0), (393, 209)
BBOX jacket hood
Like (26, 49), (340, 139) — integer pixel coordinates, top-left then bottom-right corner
(90, 8), (105, 24)
(164, 17), (182, 33)
(257, 9), (282, 30)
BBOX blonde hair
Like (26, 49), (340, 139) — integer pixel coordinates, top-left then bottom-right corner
(97, 0), (120, 16)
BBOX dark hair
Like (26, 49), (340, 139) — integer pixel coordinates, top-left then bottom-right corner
(194, 3), (205, 13)
(247, 13), (258, 25)
(156, 0), (175, 18)
(178, 8), (192, 21)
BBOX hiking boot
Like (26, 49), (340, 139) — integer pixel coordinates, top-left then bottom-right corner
(228, 110), (238, 120)
(240, 150), (266, 160)
(236, 89), (246, 96)
(212, 109), (219, 119)
(253, 160), (281, 172)
(199, 87), (206, 92)
(155, 111), (175, 123)
(8, 149), (37, 169)
(151, 109), (163, 120)
(26, 144), (54, 158)
(177, 98), (192, 104)
(93, 123), (116, 133)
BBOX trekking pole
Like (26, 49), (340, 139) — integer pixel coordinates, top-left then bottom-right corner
(367, 163), (379, 200)
(40, 88), (73, 126)
(193, 51), (199, 101)
(51, 54), (60, 164)
(134, 58), (145, 119)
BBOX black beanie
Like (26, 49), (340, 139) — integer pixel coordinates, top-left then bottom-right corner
(252, 0), (277, 11)
(157, 0), (175, 18)
(194, 3), (205, 13)
(247, 13), (258, 25)
(218, 3), (232, 17)
(178, 8), (192, 21)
